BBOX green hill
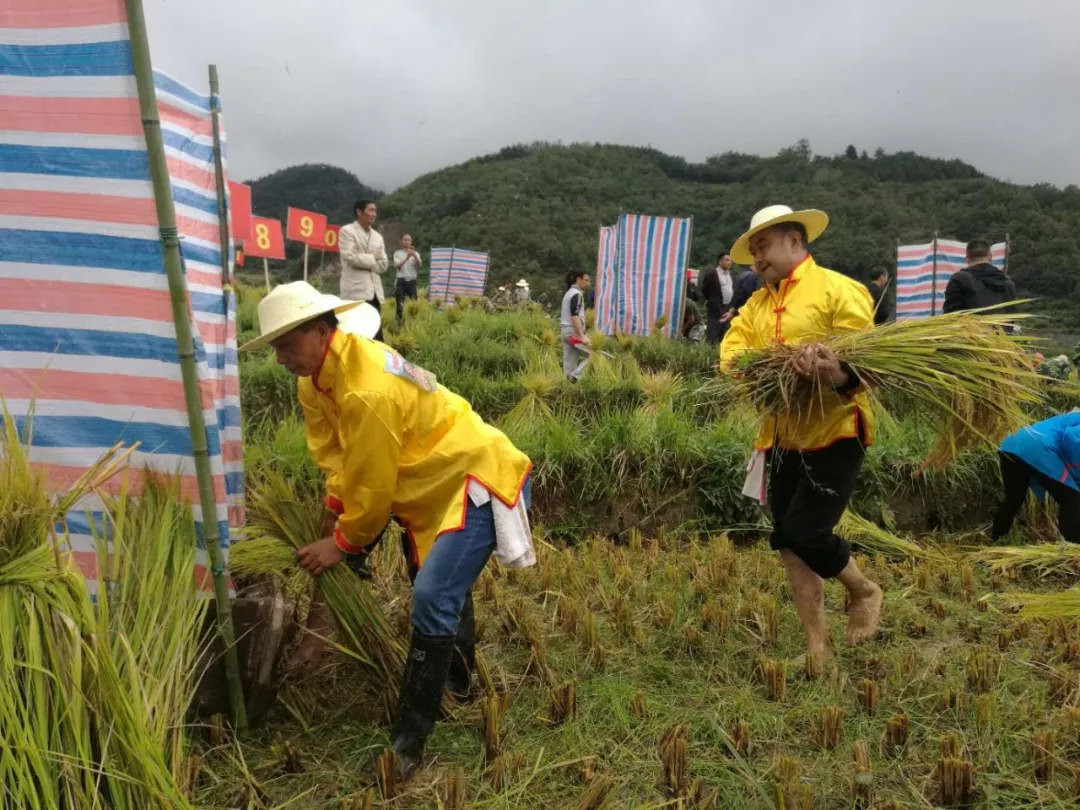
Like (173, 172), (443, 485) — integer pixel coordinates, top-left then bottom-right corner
(245, 143), (1080, 325)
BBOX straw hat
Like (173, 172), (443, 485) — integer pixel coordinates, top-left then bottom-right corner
(239, 281), (379, 351)
(516, 279), (529, 288)
(729, 205), (829, 266)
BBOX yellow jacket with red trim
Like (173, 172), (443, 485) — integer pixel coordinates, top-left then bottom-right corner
(298, 330), (532, 566)
(719, 255), (876, 452)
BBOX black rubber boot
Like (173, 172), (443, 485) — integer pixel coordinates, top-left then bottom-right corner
(446, 592), (476, 702)
(389, 629), (456, 777)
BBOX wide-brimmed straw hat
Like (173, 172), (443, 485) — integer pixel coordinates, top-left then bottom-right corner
(729, 204), (829, 265)
(239, 281), (380, 351)
(516, 279), (529, 288)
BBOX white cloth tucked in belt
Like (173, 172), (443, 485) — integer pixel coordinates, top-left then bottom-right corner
(468, 480), (535, 569)
(741, 449), (768, 505)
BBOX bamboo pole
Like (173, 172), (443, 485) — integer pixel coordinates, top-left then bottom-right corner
(263, 257), (270, 292)
(125, 0), (247, 729)
(1004, 232), (1010, 273)
(930, 231), (939, 317)
(614, 214), (623, 336)
(209, 65), (230, 292)
(444, 245), (455, 303)
(303, 244), (309, 282)
(675, 216), (693, 340)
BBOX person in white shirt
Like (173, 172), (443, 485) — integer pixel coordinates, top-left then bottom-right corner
(339, 199), (388, 340)
(560, 271), (591, 381)
(393, 234), (422, 323)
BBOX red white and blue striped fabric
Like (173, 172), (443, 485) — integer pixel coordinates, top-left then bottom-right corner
(594, 224), (618, 335)
(614, 213), (692, 337)
(0, 0), (242, 593)
(895, 242), (936, 320)
(896, 239), (1009, 320)
(428, 247), (489, 301)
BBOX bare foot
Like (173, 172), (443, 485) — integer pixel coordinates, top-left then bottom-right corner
(845, 583), (883, 646)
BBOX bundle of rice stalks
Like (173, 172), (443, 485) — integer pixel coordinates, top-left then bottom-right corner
(93, 475), (209, 785)
(836, 510), (937, 560)
(0, 409), (195, 808)
(232, 468), (405, 688)
(500, 350), (560, 438)
(719, 307), (1046, 468)
(641, 371), (684, 412)
(584, 349), (620, 381)
(1005, 587), (1080, 619)
(971, 543), (1080, 579)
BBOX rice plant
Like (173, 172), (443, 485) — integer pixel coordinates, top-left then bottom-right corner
(0, 409), (196, 809)
(716, 307), (1049, 468)
(836, 510), (938, 560)
(972, 542), (1080, 579)
(233, 467), (406, 688)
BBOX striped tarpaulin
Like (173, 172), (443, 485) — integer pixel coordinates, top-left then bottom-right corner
(896, 239), (1009, 320)
(614, 213), (692, 337)
(594, 224), (618, 335)
(428, 247), (489, 301)
(895, 242), (936, 320)
(0, 0), (242, 593)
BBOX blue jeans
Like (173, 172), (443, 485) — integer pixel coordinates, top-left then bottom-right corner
(411, 478), (531, 636)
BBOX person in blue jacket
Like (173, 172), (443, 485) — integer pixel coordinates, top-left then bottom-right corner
(992, 411), (1080, 543)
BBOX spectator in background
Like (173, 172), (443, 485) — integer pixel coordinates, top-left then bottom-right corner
(942, 239), (1016, 314)
(561, 271), (591, 381)
(730, 261), (764, 317)
(866, 266), (892, 325)
(685, 269), (702, 302)
(339, 199), (388, 340)
(491, 286), (512, 309)
(513, 279), (531, 307)
(701, 252), (735, 345)
(682, 292), (705, 343)
(393, 234), (422, 324)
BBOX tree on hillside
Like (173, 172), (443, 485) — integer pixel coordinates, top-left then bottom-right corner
(845, 145), (858, 160)
(252, 143), (1080, 313)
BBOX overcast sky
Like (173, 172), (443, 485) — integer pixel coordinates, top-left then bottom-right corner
(145, 0), (1080, 192)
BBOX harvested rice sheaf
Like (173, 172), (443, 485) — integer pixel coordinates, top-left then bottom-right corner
(718, 307), (1051, 469)
(0, 408), (199, 809)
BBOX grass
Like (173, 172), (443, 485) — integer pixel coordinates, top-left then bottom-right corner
(224, 284), (1080, 807)
(196, 532), (1080, 808)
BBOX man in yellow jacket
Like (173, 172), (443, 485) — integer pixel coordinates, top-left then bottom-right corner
(242, 282), (532, 776)
(721, 205), (883, 661)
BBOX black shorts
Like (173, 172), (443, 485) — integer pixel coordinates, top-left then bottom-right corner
(768, 438), (865, 578)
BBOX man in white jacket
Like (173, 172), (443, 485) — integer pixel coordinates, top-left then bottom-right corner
(339, 199), (388, 340)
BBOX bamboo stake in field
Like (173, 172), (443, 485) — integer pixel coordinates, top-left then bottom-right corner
(125, 0), (247, 728)
(263, 257), (271, 292)
(209, 65), (231, 298)
(303, 243), (309, 282)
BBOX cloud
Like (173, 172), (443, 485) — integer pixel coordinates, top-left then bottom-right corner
(146, 0), (1080, 191)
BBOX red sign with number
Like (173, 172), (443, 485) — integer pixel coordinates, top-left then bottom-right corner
(286, 206), (327, 247)
(322, 224), (340, 253)
(228, 181), (253, 243)
(246, 216), (285, 260)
